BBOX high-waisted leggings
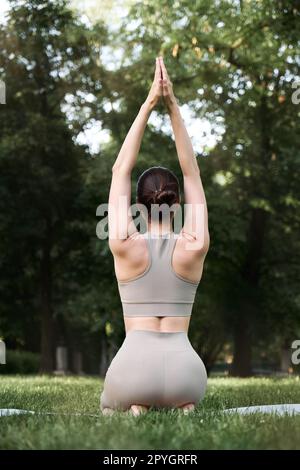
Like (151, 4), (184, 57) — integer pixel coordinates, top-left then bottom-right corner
(100, 329), (207, 411)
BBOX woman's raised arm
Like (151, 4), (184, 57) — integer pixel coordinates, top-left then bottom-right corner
(108, 58), (162, 252)
(159, 57), (209, 253)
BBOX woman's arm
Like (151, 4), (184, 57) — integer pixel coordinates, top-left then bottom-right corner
(108, 102), (152, 247)
(108, 58), (162, 251)
(159, 57), (209, 252)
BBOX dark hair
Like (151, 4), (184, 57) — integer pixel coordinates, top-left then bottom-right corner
(136, 166), (180, 222)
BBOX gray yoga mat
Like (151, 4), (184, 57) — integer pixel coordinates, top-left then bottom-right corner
(1, 404), (300, 417)
(224, 404), (300, 416)
(0, 408), (35, 416)
(0, 408), (98, 417)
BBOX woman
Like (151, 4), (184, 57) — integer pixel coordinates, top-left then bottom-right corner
(100, 57), (210, 416)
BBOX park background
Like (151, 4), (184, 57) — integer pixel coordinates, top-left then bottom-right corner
(0, 0), (299, 382)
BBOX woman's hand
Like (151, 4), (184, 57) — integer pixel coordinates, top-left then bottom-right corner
(159, 56), (178, 113)
(144, 57), (163, 111)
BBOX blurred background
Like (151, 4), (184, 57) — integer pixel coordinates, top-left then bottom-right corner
(0, 0), (299, 378)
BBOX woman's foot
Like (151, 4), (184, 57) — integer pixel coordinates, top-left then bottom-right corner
(178, 403), (195, 415)
(129, 404), (149, 417)
(101, 407), (115, 416)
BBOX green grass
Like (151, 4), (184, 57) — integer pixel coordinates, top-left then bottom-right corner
(0, 375), (300, 450)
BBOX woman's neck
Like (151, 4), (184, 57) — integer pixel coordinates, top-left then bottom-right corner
(147, 222), (173, 236)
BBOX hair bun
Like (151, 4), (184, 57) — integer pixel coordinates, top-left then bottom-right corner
(154, 189), (177, 206)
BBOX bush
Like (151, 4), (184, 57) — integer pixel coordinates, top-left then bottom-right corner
(0, 349), (40, 374)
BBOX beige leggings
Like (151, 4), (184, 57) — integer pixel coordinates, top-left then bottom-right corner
(100, 329), (207, 411)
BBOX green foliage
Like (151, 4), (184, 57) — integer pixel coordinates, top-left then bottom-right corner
(0, 350), (40, 374)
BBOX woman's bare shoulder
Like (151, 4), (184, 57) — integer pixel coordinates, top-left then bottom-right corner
(108, 230), (146, 256)
(175, 230), (209, 255)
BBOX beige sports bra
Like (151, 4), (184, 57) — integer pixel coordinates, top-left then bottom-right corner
(117, 231), (200, 317)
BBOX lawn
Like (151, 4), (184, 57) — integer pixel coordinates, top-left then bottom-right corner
(0, 375), (299, 450)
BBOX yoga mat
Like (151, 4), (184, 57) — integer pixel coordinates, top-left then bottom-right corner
(1, 404), (300, 417)
(0, 408), (35, 417)
(224, 404), (300, 416)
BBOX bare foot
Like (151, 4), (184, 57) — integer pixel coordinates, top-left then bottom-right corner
(178, 403), (195, 415)
(101, 407), (115, 416)
(129, 405), (149, 417)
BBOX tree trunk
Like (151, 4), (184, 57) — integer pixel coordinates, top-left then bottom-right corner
(280, 338), (292, 373)
(231, 207), (268, 376)
(280, 348), (291, 374)
(231, 315), (252, 377)
(39, 233), (54, 373)
(231, 88), (272, 377)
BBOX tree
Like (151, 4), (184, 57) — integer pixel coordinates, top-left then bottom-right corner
(0, 0), (101, 371)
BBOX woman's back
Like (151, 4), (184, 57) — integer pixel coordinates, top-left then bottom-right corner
(112, 228), (207, 333)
